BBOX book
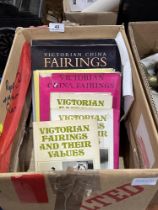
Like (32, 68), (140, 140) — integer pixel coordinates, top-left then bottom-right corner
(50, 109), (114, 169)
(31, 39), (121, 71)
(38, 72), (121, 121)
(33, 119), (100, 171)
(50, 92), (113, 110)
(33, 68), (114, 121)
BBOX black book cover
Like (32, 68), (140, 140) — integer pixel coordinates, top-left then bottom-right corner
(31, 39), (121, 71)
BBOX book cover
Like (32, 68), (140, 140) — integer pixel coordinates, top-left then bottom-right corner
(50, 109), (114, 169)
(31, 39), (121, 71)
(50, 92), (113, 110)
(33, 68), (114, 121)
(33, 120), (100, 171)
(39, 72), (121, 121)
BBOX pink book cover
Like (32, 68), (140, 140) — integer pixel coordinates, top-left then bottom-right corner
(39, 72), (121, 168)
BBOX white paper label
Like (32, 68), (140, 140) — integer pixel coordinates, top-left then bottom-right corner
(132, 178), (158, 186)
(49, 23), (65, 33)
(136, 115), (155, 168)
(70, 0), (97, 11)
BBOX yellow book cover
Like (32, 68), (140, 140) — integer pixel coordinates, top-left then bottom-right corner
(33, 119), (100, 171)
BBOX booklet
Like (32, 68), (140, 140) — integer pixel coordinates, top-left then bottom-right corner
(38, 72), (121, 121)
(33, 120), (100, 171)
(50, 109), (114, 169)
(33, 68), (114, 121)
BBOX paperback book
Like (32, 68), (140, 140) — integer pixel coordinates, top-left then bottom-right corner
(33, 120), (100, 171)
(33, 69), (114, 121)
(38, 72), (121, 121)
(50, 109), (114, 169)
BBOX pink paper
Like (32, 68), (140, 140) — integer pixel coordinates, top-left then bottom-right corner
(113, 108), (120, 168)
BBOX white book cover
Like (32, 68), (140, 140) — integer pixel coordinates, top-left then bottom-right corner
(33, 120), (100, 171)
(51, 109), (114, 169)
(50, 92), (112, 110)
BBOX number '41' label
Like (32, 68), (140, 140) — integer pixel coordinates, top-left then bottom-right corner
(49, 23), (65, 33)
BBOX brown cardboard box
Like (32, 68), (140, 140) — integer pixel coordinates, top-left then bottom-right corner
(128, 22), (158, 129)
(0, 170), (158, 210)
(63, 0), (118, 25)
(0, 25), (158, 210)
(128, 22), (158, 168)
(65, 12), (118, 25)
(44, 0), (118, 25)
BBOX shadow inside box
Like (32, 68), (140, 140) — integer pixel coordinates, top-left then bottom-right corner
(118, 0), (158, 30)
(0, 2), (43, 81)
(0, 27), (15, 80)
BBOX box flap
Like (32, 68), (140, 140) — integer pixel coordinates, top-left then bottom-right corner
(0, 170), (158, 210)
(65, 12), (118, 25)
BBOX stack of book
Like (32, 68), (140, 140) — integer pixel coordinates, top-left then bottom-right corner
(31, 39), (122, 171)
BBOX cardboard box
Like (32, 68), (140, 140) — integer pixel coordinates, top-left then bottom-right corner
(0, 170), (158, 210)
(128, 22), (158, 130)
(65, 12), (118, 25)
(63, 0), (118, 25)
(128, 22), (158, 167)
(44, 0), (118, 25)
(0, 25), (158, 209)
